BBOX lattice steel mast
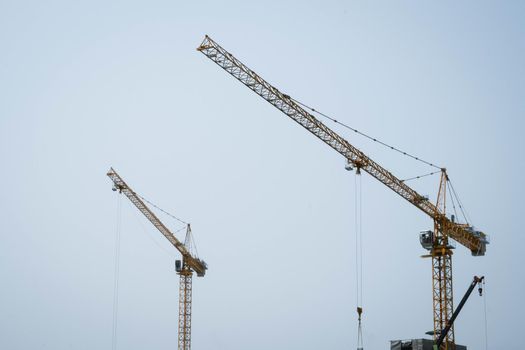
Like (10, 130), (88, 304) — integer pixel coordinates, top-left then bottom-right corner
(431, 171), (455, 347)
(197, 35), (488, 349)
(107, 168), (207, 350)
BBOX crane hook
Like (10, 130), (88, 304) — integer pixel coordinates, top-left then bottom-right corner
(357, 306), (363, 321)
(476, 276), (484, 296)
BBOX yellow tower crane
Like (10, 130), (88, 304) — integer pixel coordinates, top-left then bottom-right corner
(107, 168), (207, 350)
(197, 35), (488, 349)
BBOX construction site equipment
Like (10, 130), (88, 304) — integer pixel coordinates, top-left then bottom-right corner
(390, 339), (466, 350)
(107, 168), (207, 350)
(197, 35), (488, 349)
(434, 276), (484, 349)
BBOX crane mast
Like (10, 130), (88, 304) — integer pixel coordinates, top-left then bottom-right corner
(198, 35), (488, 349)
(107, 168), (207, 350)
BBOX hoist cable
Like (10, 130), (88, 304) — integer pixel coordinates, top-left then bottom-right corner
(357, 319), (364, 350)
(291, 97), (442, 170)
(359, 175), (363, 308)
(355, 173), (364, 350)
(138, 194), (189, 225)
(483, 279), (488, 350)
(112, 195), (122, 350)
(354, 174), (361, 307)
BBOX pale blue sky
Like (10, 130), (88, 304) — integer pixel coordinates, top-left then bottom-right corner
(1, 1), (524, 349)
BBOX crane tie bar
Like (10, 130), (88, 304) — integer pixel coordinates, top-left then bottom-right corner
(291, 97), (442, 170)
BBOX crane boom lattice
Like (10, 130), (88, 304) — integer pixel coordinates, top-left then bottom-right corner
(197, 35), (487, 256)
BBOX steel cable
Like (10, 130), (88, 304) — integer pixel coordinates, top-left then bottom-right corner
(112, 195), (122, 350)
(291, 97), (442, 170)
(138, 194), (189, 225)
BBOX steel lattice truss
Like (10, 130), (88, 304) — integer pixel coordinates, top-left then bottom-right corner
(197, 35), (487, 257)
(432, 172), (455, 349)
(433, 253), (454, 348)
(178, 269), (193, 350)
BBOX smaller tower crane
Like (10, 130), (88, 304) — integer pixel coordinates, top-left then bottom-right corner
(107, 168), (207, 350)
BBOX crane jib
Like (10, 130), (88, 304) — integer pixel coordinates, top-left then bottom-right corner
(197, 35), (487, 256)
(106, 168), (207, 276)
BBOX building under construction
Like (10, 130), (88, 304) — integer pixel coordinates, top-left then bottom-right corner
(390, 339), (466, 350)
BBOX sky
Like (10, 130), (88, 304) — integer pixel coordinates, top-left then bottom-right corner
(1, 1), (524, 349)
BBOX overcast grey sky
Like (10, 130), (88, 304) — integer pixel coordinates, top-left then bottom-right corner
(1, 1), (524, 349)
